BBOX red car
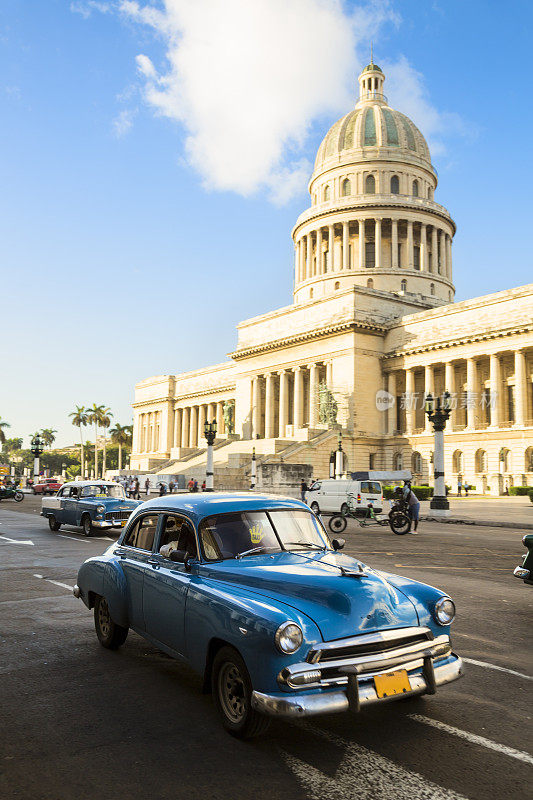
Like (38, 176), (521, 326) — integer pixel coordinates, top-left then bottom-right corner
(33, 478), (63, 495)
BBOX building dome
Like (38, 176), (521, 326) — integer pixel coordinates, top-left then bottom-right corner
(291, 62), (456, 308)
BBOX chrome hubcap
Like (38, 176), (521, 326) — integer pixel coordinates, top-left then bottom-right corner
(219, 662), (246, 723)
(98, 599), (111, 639)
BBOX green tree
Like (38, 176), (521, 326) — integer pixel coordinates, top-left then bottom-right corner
(109, 424), (132, 471)
(40, 428), (57, 448)
(87, 404), (105, 478)
(100, 408), (113, 477)
(69, 406), (88, 478)
(0, 417), (10, 446)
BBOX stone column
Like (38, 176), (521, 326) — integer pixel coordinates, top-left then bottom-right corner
(308, 363), (319, 427)
(407, 221), (414, 270)
(265, 373), (275, 438)
(420, 223), (427, 271)
(439, 230), (446, 276)
(466, 357), (478, 430)
(358, 219), (365, 269)
(174, 409), (181, 447)
(342, 222), (349, 270)
(206, 402), (215, 423)
(405, 368), (415, 434)
(252, 377), (262, 438)
(278, 370), (289, 437)
(216, 401), (224, 433)
(391, 219), (398, 268)
(328, 224), (335, 272)
(489, 353), (501, 428)
(316, 227), (322, 275)
(293, 367), (303, 429)
(424, 364), (434, 432)
(326, 361), (333, 386)
(198, 404), (206, 442)
(181, 407), (190, 448)
(374, 218), (382, 269)
(444, 362), (457, 430)
(305, 234), (311, 280)
(190, 406), (198, 448)
(514, 349), (527, 427)
(388, 372), (397, 434)
(431, 226), (438, 274)
(446, 234), (453, 280)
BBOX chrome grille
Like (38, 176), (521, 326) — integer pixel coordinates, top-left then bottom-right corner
(307, 627), (434, 665)
(105, 510), (132, 522)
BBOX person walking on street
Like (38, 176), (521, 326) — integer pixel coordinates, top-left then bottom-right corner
(300, 479), (308, 502)
(187, 477), (194, 492)
(402, 481), (421, 534)
(457, 477), (462, 496)
(133, 477), (140, 500)
(201, 479), (206, 491)
(144, 477), (150, 496)
(193, 479), (198, 492)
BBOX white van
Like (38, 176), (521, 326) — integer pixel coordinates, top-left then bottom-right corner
(305, 479), (383, 515)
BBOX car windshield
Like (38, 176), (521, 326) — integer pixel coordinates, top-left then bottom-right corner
(199, 508), (330, 561)
(80, 484), (126, 499)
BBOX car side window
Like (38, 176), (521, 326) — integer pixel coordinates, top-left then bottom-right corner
(59, 487), (68, 497)
(159, 515), (198, 559)
(361, 482), (370, 494)
(123, 514), (159, 551)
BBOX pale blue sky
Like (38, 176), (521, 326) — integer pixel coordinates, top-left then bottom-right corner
(1, 0), (531, 447)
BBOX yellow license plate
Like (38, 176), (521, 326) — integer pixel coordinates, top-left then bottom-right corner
(374, 669), (411, 698)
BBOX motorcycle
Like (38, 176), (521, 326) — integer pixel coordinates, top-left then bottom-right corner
(328, 492), (411, 535)
(0, 485), (24, 502)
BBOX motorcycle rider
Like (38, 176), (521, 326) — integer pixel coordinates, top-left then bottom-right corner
(402, 480), (420, 534)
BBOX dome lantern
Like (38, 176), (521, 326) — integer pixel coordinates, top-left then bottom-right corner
(357, 55), (386, 106)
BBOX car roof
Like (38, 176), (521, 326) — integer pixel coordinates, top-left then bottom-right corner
(63, 480), (116, 488)
(132, 491), (310, 522)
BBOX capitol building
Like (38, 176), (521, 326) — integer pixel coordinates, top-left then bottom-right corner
(131, 61), (533, 493)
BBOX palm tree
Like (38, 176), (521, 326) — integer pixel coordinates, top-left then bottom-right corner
(109, 423), (132, 471)
(87, 404), (105, 479)
(100, 408), (113, 477)
(69, 406), (88, 478)
(40, 428), (57, 448)
(0, 417), (10, 447)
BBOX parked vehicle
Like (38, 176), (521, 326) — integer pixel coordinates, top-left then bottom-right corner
(74, 492), (463, 738)
(0, 485), (24, 502)
(33, 477), (62, 495)
(41, 481), (142, 536)
(513, 534), (533, 585)
(328, 492), (411, 535)
(305, 479), (383, 515)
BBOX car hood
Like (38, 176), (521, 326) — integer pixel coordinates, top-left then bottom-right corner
(201, 551), (419, 641)
(98, 499), (140, 510)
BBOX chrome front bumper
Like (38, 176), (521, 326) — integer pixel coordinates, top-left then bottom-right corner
(251, 655), (463, 718)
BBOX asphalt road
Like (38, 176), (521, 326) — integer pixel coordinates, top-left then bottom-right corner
(1, 501), (532, 800)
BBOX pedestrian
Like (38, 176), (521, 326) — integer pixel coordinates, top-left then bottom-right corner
(402, 480), (421, 534)
(169, 480), (175, 493)
(159, 481), (167, 496)
(144, 477), (150, 496)
(188, 477), (194, 492)
(464, 482), (469, 497)
(457, 477), (462, 496)
(201, 479), (206, 491)
(134, 477), (140, 500)
(300, 479), (308, 502)
(193, 479), (198, 492)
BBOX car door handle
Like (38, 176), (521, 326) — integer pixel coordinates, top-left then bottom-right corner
(147, 558), (160, 569)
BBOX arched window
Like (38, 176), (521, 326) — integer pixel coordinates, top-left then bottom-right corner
(411, 452), (422, 475)
(525, 447), (533, 473)
(365, 174), (375, 194)
(324, 185), (330, 201)
(452, 450), (464, 474)
(430, 283), (435, 296)
(390, 175), (400, 194)
(334, 281), (340, 290)
(475, 449), (488, 473)
(499, 448), (511, 472)
(342, 178), (351, 197)
(412, 179), (419, 197)
(367, 278), (374, 289)
(400, 279), (407, 292)
(393, 452), (403, 471)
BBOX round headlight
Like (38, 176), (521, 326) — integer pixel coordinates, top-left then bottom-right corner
(96, 505), (105, 513)
(275, 622), (303, 654)
(434, 597), (455, 625)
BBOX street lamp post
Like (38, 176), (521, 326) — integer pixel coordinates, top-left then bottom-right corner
(204, 420), (217, 491)
(424, 392), (452, 513)
(329, 451), (335, 478)
(250, 447), (256, 490)
(335, 432), (344, 479)
(30, 434), (44, 485)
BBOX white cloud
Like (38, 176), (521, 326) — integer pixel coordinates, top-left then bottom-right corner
(118, 0), (397, 202)
(70, 1), (114, 19)
(112, 107), (137, 137)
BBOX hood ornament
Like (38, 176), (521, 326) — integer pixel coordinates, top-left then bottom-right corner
(340, 562), (367, 578)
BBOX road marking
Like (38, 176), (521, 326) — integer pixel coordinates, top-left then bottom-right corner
(58, 534), (86, 541)
(408, 714), (533, 766)
(394, 564), (510, 571)
(0, 535), (34, 546)
(462, 657), (533, 681)
(282, 722), (467, 800)
(33, 574), (74, 592)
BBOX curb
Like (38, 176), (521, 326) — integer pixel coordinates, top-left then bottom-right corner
(421, 515), (533, 530)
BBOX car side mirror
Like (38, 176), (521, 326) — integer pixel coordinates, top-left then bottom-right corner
(169, 549), (188, 564)
(332, 538), (345, 551)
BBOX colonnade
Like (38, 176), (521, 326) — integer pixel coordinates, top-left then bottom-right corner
(174, 401), (227, 449)
(386, 348), (532, 436)
(251, 361), (333, 439)
(295, 218), (452, 282)
(138, 411), (161, 454)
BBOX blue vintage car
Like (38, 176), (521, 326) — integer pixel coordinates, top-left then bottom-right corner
(42, 480), (141, 536)
(74, 493), (463, 738)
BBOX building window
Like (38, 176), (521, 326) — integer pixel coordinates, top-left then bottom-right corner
(475, 449), (488, 473)
(412, 452), (422, 474)
(428, 252), (433, 271)
(365, 174), (376, 194)
(507, 385), (515, 423)
(393, 452), (403, 470)
(310, 288), (313, 298)
(342, 178), (351, 196)
(369, 453), (376, 470)
(400, 279), (407, 292)
(334, 281), (340, 290)
(430, 283), (435, 296)
(390, 175), (400, 194)
(367, 278), (374, 288)
(413, 245), (420, 270)
(428, 186), (434, 200)
(412, 179), (419, 197)
(324, 185), (330, 201)
(397, 242), (402, 267)
(452, 450), (464, 474)
(348, 244), (352, 267)
(525, 447), (533, 472)
(365, 240), (375, 267)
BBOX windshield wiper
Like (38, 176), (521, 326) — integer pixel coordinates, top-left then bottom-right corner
(235, 545), (280, 559)
(283, 542), (327, 551)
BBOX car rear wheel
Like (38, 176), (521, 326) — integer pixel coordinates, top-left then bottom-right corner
(390, 511), (411, 535)
(48, 515), (61, 531)
(82, 514), (94, 537)
(328, 514), (347, 533)
(212, 646), (270, 739)
(94, 595), (128, 649)
(310, 501), (320, 515)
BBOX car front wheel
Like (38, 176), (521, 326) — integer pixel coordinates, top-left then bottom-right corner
(82, 514), (94, 537)
(94, 596), (128, 649)
(212, 646), (270, 739)
(48, 515), (61, 531)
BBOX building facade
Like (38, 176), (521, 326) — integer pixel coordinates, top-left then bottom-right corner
(131, 62), (533, 493)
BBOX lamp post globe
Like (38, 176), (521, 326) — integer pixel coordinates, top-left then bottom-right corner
(204, 420), (217, 491)
(424, 392), (452, 513)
